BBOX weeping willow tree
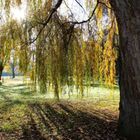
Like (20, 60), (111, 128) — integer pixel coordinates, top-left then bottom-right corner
(0, 0), (118, 99)
(0, 18), (22, 80)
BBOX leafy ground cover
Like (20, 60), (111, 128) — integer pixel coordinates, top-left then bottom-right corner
(0, 77), (126, 140)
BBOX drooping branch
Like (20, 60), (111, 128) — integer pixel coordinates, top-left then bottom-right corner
(27, 0), (63, 44)
(29, 0), (99, 45)
(27, 0), (113, 47)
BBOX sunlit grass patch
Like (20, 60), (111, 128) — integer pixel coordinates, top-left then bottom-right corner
(0, 77), (120, 103)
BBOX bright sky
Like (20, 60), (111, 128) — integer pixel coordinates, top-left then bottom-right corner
(59, 0), (88, 21)
(10, 1), (27, 22)
(10, 0), (88, 22)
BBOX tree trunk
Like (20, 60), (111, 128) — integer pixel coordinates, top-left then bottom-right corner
(54, 79), (59, 101)
(109, 0), (140, 139)
(0, 64), (3, 81)
(11, 63), (15, 79)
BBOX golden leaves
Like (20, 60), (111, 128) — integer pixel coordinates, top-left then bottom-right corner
(96, 4), (103, 20)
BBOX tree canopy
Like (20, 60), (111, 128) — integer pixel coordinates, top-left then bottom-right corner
(0, 0), (119, 99)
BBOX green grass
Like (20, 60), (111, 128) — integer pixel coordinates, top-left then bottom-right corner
(0, 77), (120, 102)
(0, 77), (121, 139)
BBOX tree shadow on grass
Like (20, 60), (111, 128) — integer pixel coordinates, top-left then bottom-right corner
(20, 115), (47, 140)
(22, 103), (126, 140)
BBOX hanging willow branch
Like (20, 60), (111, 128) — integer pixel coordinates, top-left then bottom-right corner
(0, 0), (118, 99)
(28, 0), (63, 44)
(25, 0), (101, 46)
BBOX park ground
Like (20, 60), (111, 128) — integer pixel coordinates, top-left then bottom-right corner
(0, 77), (126, 140)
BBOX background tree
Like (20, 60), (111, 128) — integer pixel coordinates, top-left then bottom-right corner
(0, 19), (22, 79)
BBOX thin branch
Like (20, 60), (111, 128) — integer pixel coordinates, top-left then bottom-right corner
(68, 1), (99, 25)
(74, 0), (87, 14)
(63, 0), (77, 21)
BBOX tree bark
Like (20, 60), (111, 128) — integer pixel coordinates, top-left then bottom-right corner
(109, 0), (140, 139)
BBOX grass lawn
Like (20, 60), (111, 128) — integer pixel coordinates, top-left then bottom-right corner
(0, 77), (126, 140)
